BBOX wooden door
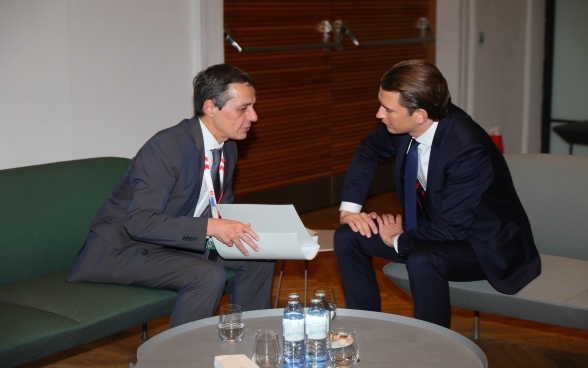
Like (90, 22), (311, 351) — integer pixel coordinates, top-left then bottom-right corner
(224, 0), (435, 210)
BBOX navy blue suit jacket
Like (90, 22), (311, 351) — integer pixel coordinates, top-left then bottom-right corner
(341, 105), (540, 294)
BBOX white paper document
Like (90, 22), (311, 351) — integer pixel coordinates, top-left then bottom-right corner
(213, 204), (320, 260)
(214, 354), (259, 368)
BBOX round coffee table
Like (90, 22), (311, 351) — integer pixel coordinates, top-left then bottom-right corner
(135, 309), (487, 367)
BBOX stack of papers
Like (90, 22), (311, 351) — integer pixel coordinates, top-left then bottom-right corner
(213, 204), (320, 260)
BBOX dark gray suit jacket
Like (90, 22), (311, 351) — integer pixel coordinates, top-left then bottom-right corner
(68, 117), (237, 284)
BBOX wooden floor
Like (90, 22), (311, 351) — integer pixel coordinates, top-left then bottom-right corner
(19, 192), (588, 367)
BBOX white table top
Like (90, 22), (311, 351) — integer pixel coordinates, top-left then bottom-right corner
(136, 309), (487, 367)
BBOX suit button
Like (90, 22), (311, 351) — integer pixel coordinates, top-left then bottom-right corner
(142, 249), (148, 255)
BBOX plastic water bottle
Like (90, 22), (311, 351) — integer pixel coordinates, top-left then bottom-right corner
(314, 290), (331, 330)
(283, 294), (305, 367)
(305, 298), (328, 368)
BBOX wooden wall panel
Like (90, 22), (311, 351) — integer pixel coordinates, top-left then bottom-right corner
(225, 0), (334, 194)
(224, 0), (435, 196)
(331, 1), (432, 172)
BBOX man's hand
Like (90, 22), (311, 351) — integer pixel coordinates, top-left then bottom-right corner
(340, 210), (379, 238)
(376, 213), (403, 247)
(207, 218), (260, 256)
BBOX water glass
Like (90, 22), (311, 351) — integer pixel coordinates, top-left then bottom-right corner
(218, 304), (244, 343)
(251, 329), (281, 368)
(329, 328), (359, 367)
(314, 287), (337, 320)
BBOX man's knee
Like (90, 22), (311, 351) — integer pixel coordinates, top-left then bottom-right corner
(254, 260), (276, 275)
(236, 259), (275, 278)
(334, 225), (354, 256)
(208, 263), (228, 291)
(184, 261), (227, 293)
(405, 246), (444, 278)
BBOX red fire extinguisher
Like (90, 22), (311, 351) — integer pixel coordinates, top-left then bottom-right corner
(489, 126), (504, 153)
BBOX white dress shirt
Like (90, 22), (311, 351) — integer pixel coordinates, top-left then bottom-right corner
(193, 119), (224, 217)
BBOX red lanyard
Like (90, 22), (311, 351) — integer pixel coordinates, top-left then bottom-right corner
(203, 153), (224, 218)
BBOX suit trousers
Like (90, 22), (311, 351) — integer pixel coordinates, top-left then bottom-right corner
(68, 232), (275, 328)
(334, 225), (486, 327)
(131, 246), (275, 328)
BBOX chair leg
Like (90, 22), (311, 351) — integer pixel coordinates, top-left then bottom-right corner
(473, 311), (480, 340)
(274, 260), (286, 308)
(142, 323), (149, 340)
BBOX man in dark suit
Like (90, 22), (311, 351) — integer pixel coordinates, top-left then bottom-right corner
(335, 59), (541, 327)
(67, 64), (275, 328)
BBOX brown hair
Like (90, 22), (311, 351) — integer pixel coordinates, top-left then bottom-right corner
(380, 60), (451, 121)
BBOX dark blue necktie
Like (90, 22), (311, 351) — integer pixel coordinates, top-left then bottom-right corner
(404, 139), (419, 230)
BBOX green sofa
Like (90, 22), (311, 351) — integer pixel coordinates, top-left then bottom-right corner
(0, 158), (179, 367)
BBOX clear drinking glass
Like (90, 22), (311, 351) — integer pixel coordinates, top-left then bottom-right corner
(218, 304), (244, 343)
(251, 329), (281, 368)
(314, 287), (337, 320)
(329, 328), (359, 367)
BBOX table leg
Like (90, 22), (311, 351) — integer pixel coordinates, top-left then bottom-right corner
(274, 260), (285, 308)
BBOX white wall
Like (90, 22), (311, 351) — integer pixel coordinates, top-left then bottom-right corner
(0, 0), (223, 170)
(436, 0), (545, 154)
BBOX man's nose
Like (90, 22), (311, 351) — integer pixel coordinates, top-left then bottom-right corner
(376, 106), (385, 119)
(249, 107), (258, 122)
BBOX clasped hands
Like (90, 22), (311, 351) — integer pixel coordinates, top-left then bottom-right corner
(207, 218), (260, 256)
(340, 210), (404, 248)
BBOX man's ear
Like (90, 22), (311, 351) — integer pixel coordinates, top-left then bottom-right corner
(414, 108), (429, 125)
(202, 99), (217, 118)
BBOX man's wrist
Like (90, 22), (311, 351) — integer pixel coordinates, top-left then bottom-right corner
(393, 234), (400, 253)
(339, 201), (362, 213)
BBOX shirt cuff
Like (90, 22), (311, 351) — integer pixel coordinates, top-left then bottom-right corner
(393, 234), (400, 253)
(339, 201), (362, 213)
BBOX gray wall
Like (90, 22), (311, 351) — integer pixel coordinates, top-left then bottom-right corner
(549, 0), (588, 156)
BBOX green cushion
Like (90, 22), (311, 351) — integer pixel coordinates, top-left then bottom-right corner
(0, 158), (131, 286)
(0, 270), (177, 367)
(0, 158), (236, 366)
(0, 302), (81, 367)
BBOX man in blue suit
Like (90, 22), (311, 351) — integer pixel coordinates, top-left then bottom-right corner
(67, 64), (275, 328)
(335, 59), (541, 327)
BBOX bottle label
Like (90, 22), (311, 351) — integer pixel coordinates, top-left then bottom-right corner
(305, 315), (327, 339)
(283, 319), (305, 341)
